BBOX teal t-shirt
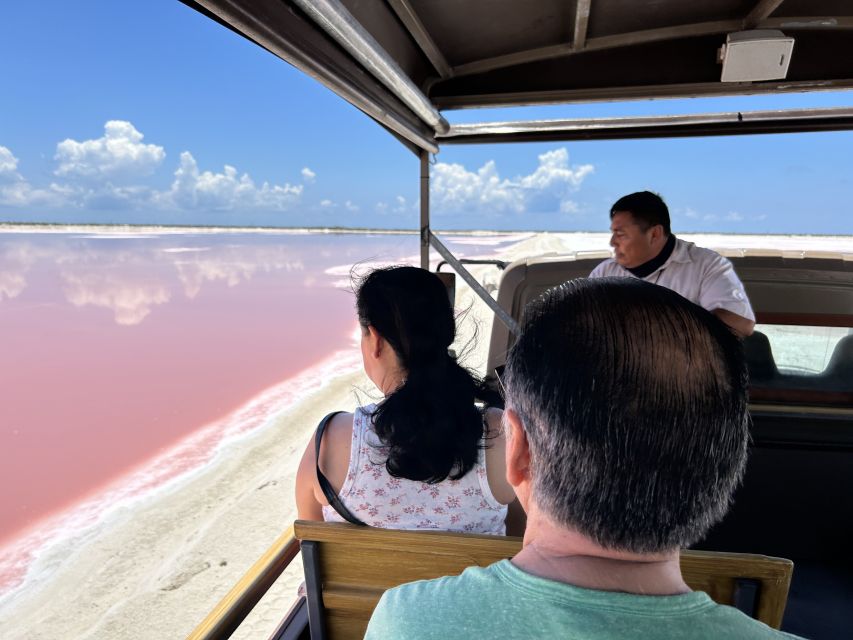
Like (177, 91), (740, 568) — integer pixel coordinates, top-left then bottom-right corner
(364, 560), (803, 639)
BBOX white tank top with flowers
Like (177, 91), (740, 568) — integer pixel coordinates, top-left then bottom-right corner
(322, 404), (507, 535)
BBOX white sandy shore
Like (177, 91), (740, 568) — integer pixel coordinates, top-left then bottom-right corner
(2, 231), (851, 640)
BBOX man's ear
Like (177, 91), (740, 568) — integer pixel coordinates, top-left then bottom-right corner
(505, 408), (531, 488)
(650, 224), (665, 244)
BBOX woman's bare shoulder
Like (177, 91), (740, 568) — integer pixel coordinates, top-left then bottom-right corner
(323, 411), (355, 448)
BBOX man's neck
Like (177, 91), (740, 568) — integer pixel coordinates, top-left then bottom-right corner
(512, 509), (690, 596)
(626, 233), (676, 278)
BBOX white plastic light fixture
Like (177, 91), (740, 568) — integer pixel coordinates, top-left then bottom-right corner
(719, 30), (794, 82)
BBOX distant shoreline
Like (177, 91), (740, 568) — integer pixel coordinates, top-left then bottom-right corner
(0, 222), (518, 235)
(1, 221), (851, 238)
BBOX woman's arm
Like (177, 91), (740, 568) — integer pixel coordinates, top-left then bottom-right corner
(295, 437), (325, 521)
(294, 412), (355, 521)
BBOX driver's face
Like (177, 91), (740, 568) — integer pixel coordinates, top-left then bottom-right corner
(609, 212), (661, 268)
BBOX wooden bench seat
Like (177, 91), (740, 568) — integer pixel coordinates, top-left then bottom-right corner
(294, 520), (793, 640)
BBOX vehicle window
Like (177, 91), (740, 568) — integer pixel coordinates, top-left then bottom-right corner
(754, 324), (853, 376)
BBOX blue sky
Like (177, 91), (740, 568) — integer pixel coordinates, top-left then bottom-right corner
(1, 1), (852, 233)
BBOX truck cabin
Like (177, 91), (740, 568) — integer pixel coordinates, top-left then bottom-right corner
(178, 1), (853, 639)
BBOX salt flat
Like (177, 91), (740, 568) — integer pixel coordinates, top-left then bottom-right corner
(1, 230), (850, 640)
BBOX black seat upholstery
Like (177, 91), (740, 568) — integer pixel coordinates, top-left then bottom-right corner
(744, 331), (779, 381)
(695, 409), (853, 639)
(822, 334), (853, 384)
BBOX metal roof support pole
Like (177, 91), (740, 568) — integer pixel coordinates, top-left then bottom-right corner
(420, 150), (430, 270)
(292, 0), (449, 135)
(427, 232), (520, 336)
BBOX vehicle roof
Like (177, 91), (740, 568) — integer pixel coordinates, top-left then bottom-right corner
(182, 1), (853, 151)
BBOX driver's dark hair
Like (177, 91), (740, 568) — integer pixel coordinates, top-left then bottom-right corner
(356, 266), (497, 483)
(504, 277), (748, 553)
(610, 190), (671, 235)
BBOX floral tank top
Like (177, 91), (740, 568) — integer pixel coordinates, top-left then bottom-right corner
(322, 404), (507, 534)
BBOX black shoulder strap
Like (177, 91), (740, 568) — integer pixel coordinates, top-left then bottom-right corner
(315, 411), (367, 526)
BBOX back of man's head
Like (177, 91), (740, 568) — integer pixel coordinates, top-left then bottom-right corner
(504, 277), (748, 553)
(611, 191), (671, 236)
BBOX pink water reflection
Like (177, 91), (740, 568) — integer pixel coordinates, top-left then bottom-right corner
(0, 229), (520, 592)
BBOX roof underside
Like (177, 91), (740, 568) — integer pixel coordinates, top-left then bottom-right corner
(181, 0), (853, 151)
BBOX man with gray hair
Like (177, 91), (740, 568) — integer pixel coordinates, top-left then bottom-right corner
(365, 277), (800, 639)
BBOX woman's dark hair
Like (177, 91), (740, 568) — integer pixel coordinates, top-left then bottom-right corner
(356, 266), (495, 483)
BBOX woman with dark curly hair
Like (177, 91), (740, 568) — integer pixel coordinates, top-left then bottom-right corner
(295, 266), (517, 534)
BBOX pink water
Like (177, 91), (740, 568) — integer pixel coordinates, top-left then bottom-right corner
(0, 229), (524, 595)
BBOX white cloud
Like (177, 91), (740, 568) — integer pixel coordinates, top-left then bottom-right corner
(344, 200), (359, 212)
(320, 199), (335, 208)
(0, 240), (42, 300)
(1, 239), (309, 325)
(3, 120), (313, 214)
(62, 271), (171, 326)
(54, 120), (165, 179)
(0, 146), (20, 176)
(432, 160), (524, 213)
(559, 200), (579, 214)
(155, 151), (303, 211)
(683, 210), (743, 223)
(0, 270), (27, 300)
(175, 246), (304, 297)
(519, 148), (593, 190)
(0, 145), (71, 208)
(431, 147), (593, 215)
(393, 195), (411, 214)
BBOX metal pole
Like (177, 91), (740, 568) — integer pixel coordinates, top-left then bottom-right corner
(428, 232), (519, 336)
(292, 0), (450, 134)
(420, 150), (430, 270)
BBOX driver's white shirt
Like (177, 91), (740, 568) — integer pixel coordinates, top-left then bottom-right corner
(589, 238), (755, 321)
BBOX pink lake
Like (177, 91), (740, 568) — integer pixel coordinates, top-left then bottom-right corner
(0, 228), (524, 593)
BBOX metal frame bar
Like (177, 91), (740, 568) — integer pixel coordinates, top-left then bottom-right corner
(418, 149), (516, 333)
(745, 0), (786, 29)
(434, 78), (853, 110)
(438, 107), (853, 144)
(419, 151), (516, 334)
(185, 525), (300, 640)
(449, 15), (853, 78)
(420, 150), (430, 270)
(573, 0), (592, 50)
(292, 0), (449, 134)
(452, 19), (739, 77)
(386, 0), (452, 79)
(301, 540), (327, 640)
(268, 596), (309, 640)
(428, 232), (519, 335)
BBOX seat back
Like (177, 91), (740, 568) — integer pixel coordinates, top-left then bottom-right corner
(294, 521), (793, 640)
(744, 330), (779, 381)
(823, 333), (853, 383)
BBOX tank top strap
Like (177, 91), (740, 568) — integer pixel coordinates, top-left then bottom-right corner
(337, 404), (375, 500)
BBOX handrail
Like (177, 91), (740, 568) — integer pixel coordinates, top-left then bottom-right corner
(186, 524), (301, 640)
(436, 258), (509, 272)
(428, 231), (519, 335)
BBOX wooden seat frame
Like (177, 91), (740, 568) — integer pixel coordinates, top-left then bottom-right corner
(294, 520), (793, 640)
